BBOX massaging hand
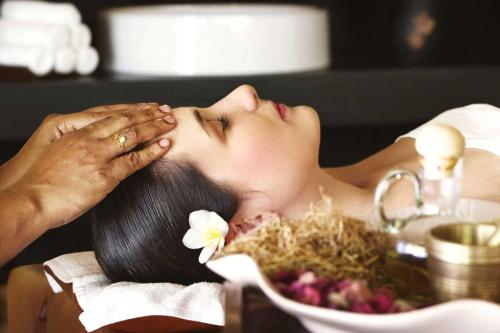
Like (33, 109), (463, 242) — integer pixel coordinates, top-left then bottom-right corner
(2, 103), (175, 229)
(1, 103), (169, 189)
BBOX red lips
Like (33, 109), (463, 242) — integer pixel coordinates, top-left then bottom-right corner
(272, 101), (287, 120)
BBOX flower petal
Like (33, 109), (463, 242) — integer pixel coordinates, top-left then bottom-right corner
(217, 237), (225, 251)
(208, 212), (229, 237)
(182, 229), (208, 249)
(198, 239), (219, 264)
(189, 210), (210, 231)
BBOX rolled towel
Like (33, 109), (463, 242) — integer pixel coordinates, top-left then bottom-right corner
(0, 43), (54, 76)
(70, 24), (92, 49)
(0, 20), (70, 49)
(76, 47), (99, 75)
(54, 47), (76, 74)
(0, 0), (81, 26)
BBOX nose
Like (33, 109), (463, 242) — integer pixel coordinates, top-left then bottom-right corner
(225, 84), (260, 112)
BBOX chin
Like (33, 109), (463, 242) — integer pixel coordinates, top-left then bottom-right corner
(299, 105), (321, 144)
(297, 105), (320, 125)
(292, 105), (321, 165)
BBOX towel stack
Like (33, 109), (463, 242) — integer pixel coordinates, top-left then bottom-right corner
(0, 0), (99, 76)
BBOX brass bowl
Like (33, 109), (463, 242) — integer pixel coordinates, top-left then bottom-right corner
(425, 223), (500, 302)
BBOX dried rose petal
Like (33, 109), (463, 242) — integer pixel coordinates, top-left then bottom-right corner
(313, 277), (336, 306)
(336, 279), (352, 291)
(271, 271), (417, 314)
(341, 280), (373, 304)
(298, 271), (317, 285)
(312, 277), (332, 292)
(370, 292), (394, 313)
(295, 285), (322, 306)
(327, 291), (349, 309)
(325, 283), (338, 294)
(288, 280), (305, 295)
(351, 302), (375, 314)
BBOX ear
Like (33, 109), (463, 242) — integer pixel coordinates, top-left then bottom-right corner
(225, 210), (279, 244)
(233, 189), (275, 221)
(225, 210), (248, 244)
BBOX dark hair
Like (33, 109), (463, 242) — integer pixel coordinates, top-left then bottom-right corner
(90, 158), (240, 284)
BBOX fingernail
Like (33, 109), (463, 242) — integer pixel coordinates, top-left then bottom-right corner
(159, 138), (170, 148)
(159, 104), (171, 112)
(164, 115), (175, 124)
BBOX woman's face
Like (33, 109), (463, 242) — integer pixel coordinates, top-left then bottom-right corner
(164, 84), (321, 219)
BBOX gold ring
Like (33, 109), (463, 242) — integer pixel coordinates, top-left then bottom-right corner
(112, 132), (127, 151)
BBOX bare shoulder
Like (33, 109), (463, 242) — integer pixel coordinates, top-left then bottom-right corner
(326, 138), (500, 203)
(359, 140), (500, 202)
(462, 148), (500, 202)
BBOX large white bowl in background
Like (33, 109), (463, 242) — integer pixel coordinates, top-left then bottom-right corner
(99, 4), (330, 76)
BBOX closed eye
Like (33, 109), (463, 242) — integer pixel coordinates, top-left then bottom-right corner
(216, 113), (229, 131)
(207, 112), (229, 134)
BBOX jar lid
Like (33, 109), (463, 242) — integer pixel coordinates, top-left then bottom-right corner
(416, 124), (465, 160)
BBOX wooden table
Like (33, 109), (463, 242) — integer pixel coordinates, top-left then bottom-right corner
(0, 285), (7, 333)
(220, 285), (310, 333)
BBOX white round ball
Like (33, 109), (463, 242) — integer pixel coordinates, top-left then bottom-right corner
(415, 124), (465, 159)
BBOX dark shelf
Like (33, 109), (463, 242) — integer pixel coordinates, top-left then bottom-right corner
(1, 66), (500, 141)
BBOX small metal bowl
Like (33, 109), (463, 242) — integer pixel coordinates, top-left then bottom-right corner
(425, 223), (500, 302)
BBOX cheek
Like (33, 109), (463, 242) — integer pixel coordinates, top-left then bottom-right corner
(219, 111), (320, 196)
(228, 133), (293, 185)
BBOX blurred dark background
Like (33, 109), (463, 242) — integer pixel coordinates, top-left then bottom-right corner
(1, 0), (500, 282)
(64, 0), (500, 69)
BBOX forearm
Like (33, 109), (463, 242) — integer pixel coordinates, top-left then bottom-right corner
(0, 160), (24, 191)
(0, 158), (17, 191)
(0, 187), (48, 267)
(0, 143), (38, 191)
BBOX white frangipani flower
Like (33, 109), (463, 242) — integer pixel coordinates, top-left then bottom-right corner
(182, 210), (229, 264)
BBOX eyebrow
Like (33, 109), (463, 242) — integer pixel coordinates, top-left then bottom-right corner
(193, 109), (210, 137)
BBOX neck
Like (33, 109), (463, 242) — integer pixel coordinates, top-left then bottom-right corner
(280, 167), (374, 222)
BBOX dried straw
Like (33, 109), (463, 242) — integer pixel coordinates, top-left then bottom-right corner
(217, 195), (391, 285)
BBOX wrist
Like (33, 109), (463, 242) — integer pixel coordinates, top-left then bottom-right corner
(0, 158), (18, 191)
(0, 185), (52, 266)
(5, 183), (48, 230)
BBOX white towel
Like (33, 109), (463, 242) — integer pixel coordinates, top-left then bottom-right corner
(43, 251), (225, 332)
(0, 43), (53, 75)
(1, 0), (81, 26)
(75, 46), (99, 75)
(69, 23), (91, 49)
(0, 19), (70, 49)
(54, 47), (76, 74)
(54, 46), (98, 75)
(397, 104), (500, 157)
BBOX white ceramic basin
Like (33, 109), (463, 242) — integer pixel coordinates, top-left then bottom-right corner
(207, 199), (500, 333)
(99, 4), (330, 76)
(207, 254), (500, 333)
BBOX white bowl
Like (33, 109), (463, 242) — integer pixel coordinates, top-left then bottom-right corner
(207, 254), (500, 333)
(99, 4), (330, 76)
(207, 199), (500, 333)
